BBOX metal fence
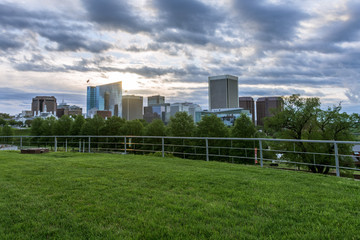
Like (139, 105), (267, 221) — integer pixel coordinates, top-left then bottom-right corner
(1, 135), (359, 177)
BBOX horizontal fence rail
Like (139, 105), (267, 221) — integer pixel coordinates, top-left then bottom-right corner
(1, 135), (359, 177)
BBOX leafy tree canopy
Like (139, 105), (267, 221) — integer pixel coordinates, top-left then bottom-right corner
(145, 119), (166, 136)
(53, 115), (73, 136)
(30, 117), (44, 136)
(167, 112), (195, 137)
(196, 114), (228, 137)
(122, 120), (144, 136)
(264, 94), (360, 173)
(70, 115), (85, 135)
(81, 115), (105, 136)
(231, 114), (257, 138)
(101, 116), (126, 135)
(1, 124), (13, 136)
(0, 118), (6, 126)
(40, 117), (57, 136)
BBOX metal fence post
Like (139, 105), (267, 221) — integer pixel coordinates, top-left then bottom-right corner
(334, 142), (340, 177)
(20, 136), (23, 150)
(162, 137), (164, 157)
(88, 137), (91, 153)
(65, 139), (68, 152)
(259, 140), (263, 167)
(206, 138), (209, 162)
(79, 140), (81, 152)
(55, 137), (57, 152)
(83, 140), (85, 153)
(124, 137), (127, 154)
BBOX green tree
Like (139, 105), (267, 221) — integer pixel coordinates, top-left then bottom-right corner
(167, 112), (196, 158)
(25, 119), (32, 127)
(167, 112), (195, 137)
(40, 117), (56, 136)
(265, 94), (321, 139)
(101, 116), (126, 135)
(8, 119), (18, 126)
(264, 95), (359, 174)
(0, 118), (6, 126)
(143, 119), (166, 152)
(138, 119), (148, 128)
(145, 119), (166, 136)
(196, 114), (228, 137)
(30, 118), (44, 136)
(232, 114), (257, 138)
(70, 115), (85, 135)
(230, 114), (258, 164)
(194, 114), (229, 161)
(80, 115), (105, 136)
(1, 124), (13, 143)
(0, 113), (10, 118)
(53, 115), (73, 136)
(122, 120), (144, 136)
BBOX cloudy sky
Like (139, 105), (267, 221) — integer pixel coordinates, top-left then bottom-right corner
(1, 0), (360, 115)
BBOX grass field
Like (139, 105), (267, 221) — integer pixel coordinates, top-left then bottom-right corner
(0, 151), (359, 239)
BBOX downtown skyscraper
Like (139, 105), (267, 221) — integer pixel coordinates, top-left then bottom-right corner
(86, 81), (122, 117)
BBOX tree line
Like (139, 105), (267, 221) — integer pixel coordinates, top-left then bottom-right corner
(29, 112), (257, 138)
(2, 95), (359, 173)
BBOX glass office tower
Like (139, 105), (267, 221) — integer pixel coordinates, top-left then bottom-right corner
(86, 81), (122, 117)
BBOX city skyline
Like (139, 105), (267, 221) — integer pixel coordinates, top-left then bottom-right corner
(1, 0), (360, 115)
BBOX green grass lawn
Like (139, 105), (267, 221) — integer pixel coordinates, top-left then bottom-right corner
(0, 151), (359, 239)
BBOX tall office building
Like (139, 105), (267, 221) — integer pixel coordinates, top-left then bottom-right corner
(87, 86), (97, 114)
(208, 75), (239, 110)
(57, 101), (82, 118)
(144, 104), (170, 123)
(256, 97), (283, 126)
(122, 95), (143, 120)
(239, 97), (255, 123)
(32, 96), (57, 116)
(148, 95), (165, 106)
(86, 81), (122, 117)
(144, 95), (170, 123)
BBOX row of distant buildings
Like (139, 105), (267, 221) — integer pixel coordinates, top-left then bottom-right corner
(84, 75), (282, 126)
(15, 75), (282, 126)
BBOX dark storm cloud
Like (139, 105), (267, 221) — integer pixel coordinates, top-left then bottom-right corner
(82, 0), (150, 33)
(238, 87), (325, 97)
(82, 0), (225, 46)
(0, 88), (37, 101)
(152, 0), (225, 45)
(0, 34), (24, 50)
(156, 30), (211, 45)
(0, 87), (85, 106)
(322, 1), (360, 43)
(14, 56), (187, 78)
(232, 0), (308, 41)
(239, 76), (340, 87)
(153, 0), (223, 35)
(126, 42), (192, 57)
(118, 66), (187, 78)
(41, 31), (112, 52)
(0, 2), (112, 53)
(0, 3), (57, 29)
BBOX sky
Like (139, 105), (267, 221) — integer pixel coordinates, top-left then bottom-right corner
(0, 0), (360, 115)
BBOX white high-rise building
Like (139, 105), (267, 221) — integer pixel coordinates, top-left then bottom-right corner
(208, 75), (239, 110)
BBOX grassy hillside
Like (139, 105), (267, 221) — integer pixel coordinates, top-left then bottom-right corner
(0, 151), (359, 239)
